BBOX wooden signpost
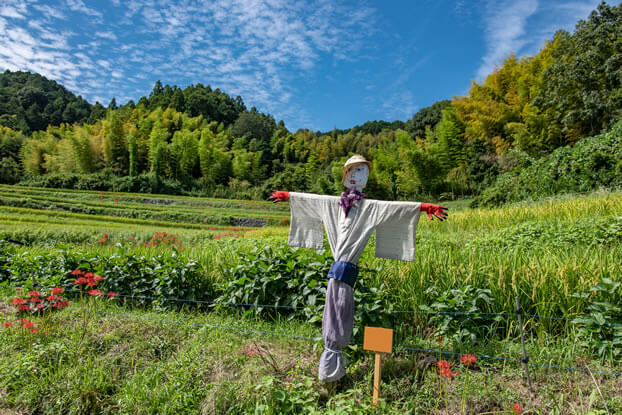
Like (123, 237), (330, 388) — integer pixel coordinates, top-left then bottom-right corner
(363, 326), (393, 404)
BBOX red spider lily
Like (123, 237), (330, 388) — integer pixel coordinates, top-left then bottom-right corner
(461, 354), (477, 366)
(2, 322), (13, 328)
(29, 297), (41, 303)
(18, 304), (30, 312)
(28, 290), (41, 297)
(241, 344), (260, 357)
(437, 360), (453, 369)
(513, 403), (521, 414)
(20, 319), (34, 329)
(103, 233), (109, 238)
(35, 304), (45, 310)
(70, 269), (83, 276)
(11, 297), (25, 305)
(86, 279), (97, 287)
(106, 292), (119, 298)
(74, 277), (88, 285)
(84, 272), (94, 278)
(50, 287), (65, 295)
(93, 275), (104, 282)
(88, 290), (103, 296)
(51, 300), (69, 309)
(439, 367), (459, 378)
(46, 295), (59, 302)
(30, 328), (39, 334)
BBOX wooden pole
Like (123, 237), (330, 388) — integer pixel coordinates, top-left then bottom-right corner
(373, 352), (382, 404)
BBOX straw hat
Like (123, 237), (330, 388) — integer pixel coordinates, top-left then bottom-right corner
(342, 155), (373, 184)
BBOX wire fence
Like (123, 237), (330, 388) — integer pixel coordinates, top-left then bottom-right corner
(1, 284), (620, 379)
(2, 283), (616, 323)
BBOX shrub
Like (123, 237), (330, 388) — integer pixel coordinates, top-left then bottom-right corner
(420, 285), (503, 346)
(218, 243), (392, 339)
(0, 246), (214, 308)
(572, 278), (622, 360)
(473, 121), (622, 207)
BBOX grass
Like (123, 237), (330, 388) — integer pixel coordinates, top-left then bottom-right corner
(1, 185), (621, 413)
(0, 291), (620, 414)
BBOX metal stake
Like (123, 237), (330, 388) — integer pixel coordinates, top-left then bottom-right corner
(515, 295), (533, 393)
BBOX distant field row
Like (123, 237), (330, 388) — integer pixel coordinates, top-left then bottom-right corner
(0, 184), (289, 227)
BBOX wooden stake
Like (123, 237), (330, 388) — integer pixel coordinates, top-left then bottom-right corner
(373, 351), (383, 404)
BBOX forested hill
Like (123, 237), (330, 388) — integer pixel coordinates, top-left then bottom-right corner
(0, 71), (94, 134)
(0, 72), (250, 136)
(0, 2), (620, 205)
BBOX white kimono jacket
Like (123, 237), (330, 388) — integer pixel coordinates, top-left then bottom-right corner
(288, 192), (422, 263)
(287, 192), (422, 382)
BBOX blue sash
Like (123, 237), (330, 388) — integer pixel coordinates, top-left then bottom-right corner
(328, 261), (359, 288)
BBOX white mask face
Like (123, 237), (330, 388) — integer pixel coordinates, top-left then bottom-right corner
(344, 164), (369, 191)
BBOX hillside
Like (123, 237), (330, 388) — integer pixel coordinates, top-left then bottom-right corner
(0, 3), (619, 204)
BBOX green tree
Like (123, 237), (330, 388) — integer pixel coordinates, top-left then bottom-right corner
(170, 130), (199, 183)
(103, 111), (127, 173)
(128, 135), (138, 177)
(535, 2), (622, 141)
(231, 109), (276, 148)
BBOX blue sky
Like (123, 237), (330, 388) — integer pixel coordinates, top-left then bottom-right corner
(0, 0), (606, 132)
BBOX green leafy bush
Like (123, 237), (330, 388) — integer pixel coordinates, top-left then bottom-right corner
(473, 122), (622, 207)
(218, 243), (392, 338)
(420, 285), (503, 346)
(572, 278), (622, 359)
(0, 246), (214, 307)
(217, 244), (330, 322)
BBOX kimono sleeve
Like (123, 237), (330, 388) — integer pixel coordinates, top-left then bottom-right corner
(372, 200), (421, 261)
(288, 192), (336, 250)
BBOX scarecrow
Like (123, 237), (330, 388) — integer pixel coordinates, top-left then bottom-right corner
(269, 155), (448, 383)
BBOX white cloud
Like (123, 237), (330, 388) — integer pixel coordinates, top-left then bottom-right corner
(476, 0), (538, 81)
(95, 31), (117, 40)
(32, 4), (67, 20)
(65, 0), (102, 18)
(0, 0), (377, 129)
(475, 0), (602, 82)
(382, 90), (418, 122)
(0, 1), (27, 19)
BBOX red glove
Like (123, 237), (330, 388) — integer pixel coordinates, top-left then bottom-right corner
(421, 203), (448, 221)
(268, 190), (290, 203)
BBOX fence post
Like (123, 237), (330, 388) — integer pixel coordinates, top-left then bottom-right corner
(515, 296), (533, 393)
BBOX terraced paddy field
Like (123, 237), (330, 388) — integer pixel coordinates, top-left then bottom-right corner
(0, 184), (290, 246)
(0, 185), (620, 413)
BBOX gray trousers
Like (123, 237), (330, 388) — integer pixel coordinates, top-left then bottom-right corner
(318, 278), (354, 382)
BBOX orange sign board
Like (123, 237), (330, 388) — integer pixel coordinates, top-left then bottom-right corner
(363, 326), (393, 354)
